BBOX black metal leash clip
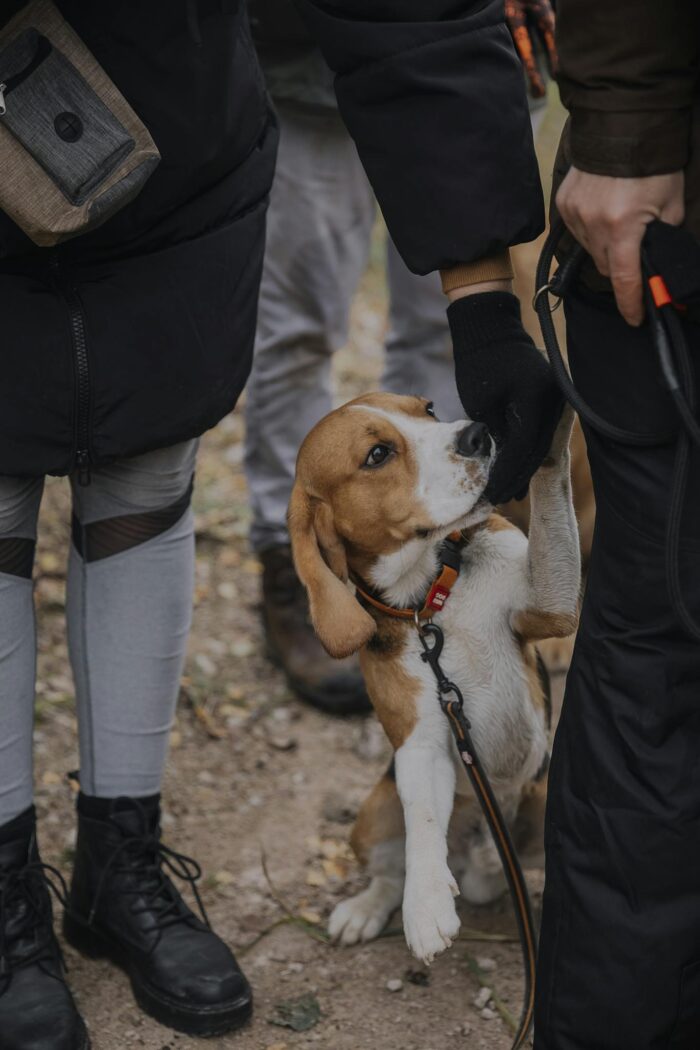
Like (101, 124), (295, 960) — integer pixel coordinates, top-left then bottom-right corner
(533, 235), (586, 314)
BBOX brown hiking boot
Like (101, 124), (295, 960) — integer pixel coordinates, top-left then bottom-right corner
(259, 545), (371, 715)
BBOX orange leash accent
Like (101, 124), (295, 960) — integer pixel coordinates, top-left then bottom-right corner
(648, 274), (673, 309)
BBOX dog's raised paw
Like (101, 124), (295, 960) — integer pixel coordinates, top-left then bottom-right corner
(402, 874), (461, 964)
(329, 878), (402, 946)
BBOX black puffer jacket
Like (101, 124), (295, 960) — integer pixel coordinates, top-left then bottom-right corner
(0, 0), (543, 479)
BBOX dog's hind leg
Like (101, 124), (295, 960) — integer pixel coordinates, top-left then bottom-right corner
(453, 791), (519, 905)
(329, 851), (404, 945)
(329, 770), (405, 945)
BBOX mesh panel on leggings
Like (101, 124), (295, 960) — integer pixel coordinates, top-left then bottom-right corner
(72, 480), (193, 563)
(0, 536), (35, 579)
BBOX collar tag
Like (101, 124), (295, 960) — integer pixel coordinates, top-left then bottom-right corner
(425, 582), (451, 612)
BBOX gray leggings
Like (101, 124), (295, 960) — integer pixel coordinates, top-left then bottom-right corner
(0, 441), (197, 827)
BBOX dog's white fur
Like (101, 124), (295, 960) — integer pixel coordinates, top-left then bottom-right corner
(290, 394), (580, 964)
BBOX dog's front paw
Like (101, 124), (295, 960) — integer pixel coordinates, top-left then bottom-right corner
(403, 869), (460, 964)
(329, 877), (403, 946)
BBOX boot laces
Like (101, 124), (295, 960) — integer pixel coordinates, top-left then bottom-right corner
(88, 803), (210, 932)
(0, 859), (68, 980)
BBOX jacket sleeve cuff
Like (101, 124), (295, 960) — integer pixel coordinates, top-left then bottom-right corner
(569, 108), (692, 177)
(440, 251), (514, 294)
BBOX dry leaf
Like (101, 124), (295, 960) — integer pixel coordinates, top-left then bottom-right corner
(321, 858), (349, 880)
(305, 869), (326, 888)
(268, 994), (321, 1032)
(298, 909), (322, 925)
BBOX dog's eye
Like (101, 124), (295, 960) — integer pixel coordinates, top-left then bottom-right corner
(425, 402), (437, 419)
(364, 444), (392, 468)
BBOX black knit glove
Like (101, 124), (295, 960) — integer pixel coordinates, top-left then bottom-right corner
(448, 291), (564, 504)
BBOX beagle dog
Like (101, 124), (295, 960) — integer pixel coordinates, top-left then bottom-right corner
(289, 393), (580, 965)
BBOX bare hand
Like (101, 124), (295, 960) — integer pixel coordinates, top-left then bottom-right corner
(556, 167), (685, 326)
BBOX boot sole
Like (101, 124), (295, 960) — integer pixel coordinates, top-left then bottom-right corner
(63, 913), (252, 1038)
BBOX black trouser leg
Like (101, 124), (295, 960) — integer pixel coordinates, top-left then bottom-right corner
(535, 289), (700, 1050)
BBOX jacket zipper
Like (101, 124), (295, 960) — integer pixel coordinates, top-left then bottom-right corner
(0, 35), (52, 116)
(50, 254), (92, 485)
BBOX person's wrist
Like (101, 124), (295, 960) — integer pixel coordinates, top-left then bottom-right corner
(440, 250), (514, 298)
(446, 277), (512, 303)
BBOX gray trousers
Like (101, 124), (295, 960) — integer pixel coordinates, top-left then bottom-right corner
(244, 103), (463, 553)
(0, 441), (197, 827)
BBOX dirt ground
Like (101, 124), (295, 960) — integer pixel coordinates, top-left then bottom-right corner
(30, 101), (569, 1050)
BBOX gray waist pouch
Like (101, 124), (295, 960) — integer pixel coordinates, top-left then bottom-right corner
(0, 0), (160, 246)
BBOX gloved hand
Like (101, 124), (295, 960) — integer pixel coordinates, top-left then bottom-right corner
(448, 291), (564, 504)
(505, 0), (557, 99)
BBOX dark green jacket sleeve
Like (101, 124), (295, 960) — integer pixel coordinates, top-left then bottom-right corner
(295, 0), (544, 275)
(557, 0), (700, 177)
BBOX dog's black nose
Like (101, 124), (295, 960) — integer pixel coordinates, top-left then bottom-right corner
(456, 422), (491, 458)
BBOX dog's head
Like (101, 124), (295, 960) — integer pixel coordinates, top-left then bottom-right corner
(288, 393), (495, 658)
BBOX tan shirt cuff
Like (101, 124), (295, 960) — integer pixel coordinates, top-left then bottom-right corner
(440, 250), (514, 294)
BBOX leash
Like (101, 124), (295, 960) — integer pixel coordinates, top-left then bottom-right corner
(415, 616), (537, 1050)
(355, 530), (538, 1049)
(534, 219), (700, 641)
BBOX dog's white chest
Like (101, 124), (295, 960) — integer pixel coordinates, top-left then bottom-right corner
(410, 531), (547, 785)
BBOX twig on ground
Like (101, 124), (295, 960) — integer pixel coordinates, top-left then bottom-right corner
(260, 848), (331, 947)
(180, 683), (227, 739)
(377, 926), (516, 944)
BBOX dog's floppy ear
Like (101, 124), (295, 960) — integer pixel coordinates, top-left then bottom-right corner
(288, 482), (376, 659)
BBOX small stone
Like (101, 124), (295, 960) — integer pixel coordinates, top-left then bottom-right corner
(267, 733), (297, 752)
(461, 1023), (473, 1036)
(230, 639), (254, 659)
(272, 707), (293, 723)
(194, 652), (217, 676)
(386, 979), (403, 993)
(480, 1007), (497, 1020)
(476, 956), (497, 972)
(217, 581), (238, 601)
(473, 986), (491, 1010)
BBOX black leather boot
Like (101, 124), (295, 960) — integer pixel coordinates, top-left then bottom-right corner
(0, 806), (89, 1050)
(63, 794), (252, 1037)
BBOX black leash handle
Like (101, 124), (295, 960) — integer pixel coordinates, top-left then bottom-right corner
(417, 621), (537, 1050)
(534, 221), (671, 446)
(535, 220), (700, 642)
